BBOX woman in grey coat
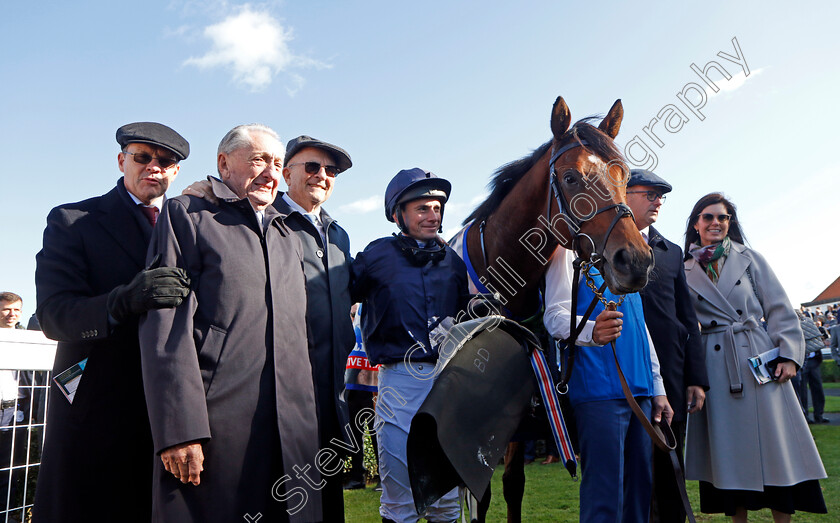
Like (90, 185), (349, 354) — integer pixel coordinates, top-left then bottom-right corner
(682, 193), (826, 522)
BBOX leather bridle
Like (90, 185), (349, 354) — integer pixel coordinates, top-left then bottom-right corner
(546, 138), (634, 265)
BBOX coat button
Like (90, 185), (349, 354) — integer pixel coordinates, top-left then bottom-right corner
(736, 280), (741, 285)
(736, 309), (743, 315)
(316, 250), (324, 258)
(714, 344), (721, 351)
(711, 320), (717, 327)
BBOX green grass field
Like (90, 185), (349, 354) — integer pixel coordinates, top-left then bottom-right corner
(345, 425), (839, 522)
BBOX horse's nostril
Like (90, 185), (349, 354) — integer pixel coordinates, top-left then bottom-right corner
(613, 248), (630, 270)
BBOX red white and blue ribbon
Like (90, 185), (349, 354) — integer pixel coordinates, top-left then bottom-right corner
(530, 348), (577, 478)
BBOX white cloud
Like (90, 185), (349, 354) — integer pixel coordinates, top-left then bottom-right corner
(183, 5), (327, 92)
(339, 195), (381, 214)
(703, 67), (764, 98)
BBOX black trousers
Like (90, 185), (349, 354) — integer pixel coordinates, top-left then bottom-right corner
(800, 356), (825, 419)
(650, 419), (687, 523)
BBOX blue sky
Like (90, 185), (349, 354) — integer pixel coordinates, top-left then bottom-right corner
(2, 1), (839, 321)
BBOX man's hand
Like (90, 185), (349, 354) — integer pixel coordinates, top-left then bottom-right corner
(592, 309), (623, 345)
(106, 255), (190, 324)
(182, 180), (218, 205)
(686, 385), (706, 414)
(652, 395), (674, 426)
(774, 360), (797, 383)
(161, 441), (204, 486)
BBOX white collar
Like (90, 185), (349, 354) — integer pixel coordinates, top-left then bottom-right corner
(282, 193), (320, 222)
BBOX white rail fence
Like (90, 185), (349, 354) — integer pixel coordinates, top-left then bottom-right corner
(0, 330), (56, 523)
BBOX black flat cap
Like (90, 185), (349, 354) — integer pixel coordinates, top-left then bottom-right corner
(628, 169), (672, 194)
(285, 135), (352, 173)
(116, 122), (190, 161)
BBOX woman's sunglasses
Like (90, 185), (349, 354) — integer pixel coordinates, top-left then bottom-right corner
(697, 213), (731, 223)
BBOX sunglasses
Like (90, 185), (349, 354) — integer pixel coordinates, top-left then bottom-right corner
(124, 151), (178, 169)
(626, 190), (665, 202)
(698, 213), (731, 223)
(287, 161), (341, 177)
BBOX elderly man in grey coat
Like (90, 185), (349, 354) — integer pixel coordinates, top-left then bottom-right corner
(140, 124), (322, 522)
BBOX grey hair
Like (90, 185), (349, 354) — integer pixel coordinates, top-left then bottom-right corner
(216, 123), (284, 161)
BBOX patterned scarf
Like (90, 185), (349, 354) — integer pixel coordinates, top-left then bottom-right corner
(689, 236), (731, 284)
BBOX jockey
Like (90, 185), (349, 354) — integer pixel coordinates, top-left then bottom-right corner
(351, 168), (470, 523)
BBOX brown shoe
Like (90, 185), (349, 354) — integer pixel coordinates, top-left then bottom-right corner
(541, 455), (560, 465)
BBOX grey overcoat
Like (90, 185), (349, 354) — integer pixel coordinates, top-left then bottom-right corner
(683, 241), (826, 490)
(139, 177), (322, 522)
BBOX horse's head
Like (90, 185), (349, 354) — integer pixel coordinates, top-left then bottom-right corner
(549, 97), (653, 293)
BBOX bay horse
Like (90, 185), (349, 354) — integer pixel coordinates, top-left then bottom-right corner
(456, 96), (652, 521)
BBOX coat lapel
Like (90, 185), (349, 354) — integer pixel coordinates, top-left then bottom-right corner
(685, 256), (739, 319)
(716, 242), (750, 301)
(97, 185), (148, 268)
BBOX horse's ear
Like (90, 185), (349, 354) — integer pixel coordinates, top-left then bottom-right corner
(599, 99), (623, 138)
(550, 96), (571, 139)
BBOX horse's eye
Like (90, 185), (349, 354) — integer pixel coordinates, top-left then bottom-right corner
(563, 173), (577, 185)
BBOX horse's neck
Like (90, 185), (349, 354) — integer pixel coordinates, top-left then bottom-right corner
(478, 156), (561, 316)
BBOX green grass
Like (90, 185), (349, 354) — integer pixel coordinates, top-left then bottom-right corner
(345, 426), (840, 521)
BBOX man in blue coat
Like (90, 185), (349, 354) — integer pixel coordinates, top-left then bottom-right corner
(351, 168), (469, 523)
(625, 169), (709, 523)
(276, 135), (357, 520)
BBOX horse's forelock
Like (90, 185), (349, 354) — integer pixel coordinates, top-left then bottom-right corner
(463, 117), (624, 225)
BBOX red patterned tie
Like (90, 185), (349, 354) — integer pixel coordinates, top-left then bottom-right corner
(140, 205), (159, 227)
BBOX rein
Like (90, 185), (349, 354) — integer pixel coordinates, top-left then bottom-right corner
(560, 271), (697, 522)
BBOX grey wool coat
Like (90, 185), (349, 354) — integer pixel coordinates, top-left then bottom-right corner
(139, 177), (322, 522)
(683, 241), (826, 490)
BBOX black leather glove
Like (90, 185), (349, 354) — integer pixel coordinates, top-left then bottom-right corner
(106, 255), (190, 324)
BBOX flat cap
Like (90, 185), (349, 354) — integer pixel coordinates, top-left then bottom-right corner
(285, 135), (352, 174)
(116, 122), (190, 161)
(628, 169), (672, 194)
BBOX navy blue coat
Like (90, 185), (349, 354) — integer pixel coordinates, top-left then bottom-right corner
(351, 236), (469, 365)
(34, 179), (154, 523)
(639, 226), (708, 422)
(272, 195), (355, 445)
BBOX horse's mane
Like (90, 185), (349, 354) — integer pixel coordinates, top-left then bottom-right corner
(463, 119), (623, 225)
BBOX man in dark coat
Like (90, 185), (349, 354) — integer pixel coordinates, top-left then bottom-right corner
(139, 124), (322, 522)
(625, 169), (709, 523)
(275, 135), (356, 520)
(182, 134), (358, 520)
(33, 122), (191, 523)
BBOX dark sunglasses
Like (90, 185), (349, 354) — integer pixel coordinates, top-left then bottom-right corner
(287, 161), (341, 177)
(626, 190), (665, 202)
(125, 151), (178, 169)
(698, 213), (731, 223)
